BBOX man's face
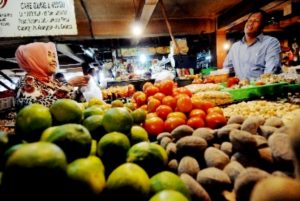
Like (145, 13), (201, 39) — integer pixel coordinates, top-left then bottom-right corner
(244, 12), (263, 36)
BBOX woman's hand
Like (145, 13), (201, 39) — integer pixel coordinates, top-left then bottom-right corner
(68, 75), (90, 87)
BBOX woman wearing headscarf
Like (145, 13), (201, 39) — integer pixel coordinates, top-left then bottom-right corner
(15, 42), (89, 110)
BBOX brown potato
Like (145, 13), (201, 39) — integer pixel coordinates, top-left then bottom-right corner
(178, 156), (200, 178)
(204, 147), (230, 169)
(192, 128), (215, 144)
(234, 167), (270, 201)
(180, 173), (211, 201)
(171, 125), (194, 140)
(227, 115), (245, 124)
(220, 142), (233, 157)
(250, 176), (300, 201)
(223, 161), (245, 183)
(257, 125), (277, 139)
(241, 116), (264, 134)
(229, 129), (257, 152)
(196, 167), (231, 192)
(264, 117), (284, 128)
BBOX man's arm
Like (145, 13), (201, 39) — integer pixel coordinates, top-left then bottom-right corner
(264, 37), (281, 74)
(223, 48), (235, 76)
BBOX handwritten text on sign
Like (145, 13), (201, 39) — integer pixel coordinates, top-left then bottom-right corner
(0, 0), (77, 37)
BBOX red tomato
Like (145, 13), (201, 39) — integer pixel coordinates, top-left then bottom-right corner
(203, 77), (215, 84)
(132, 91), (143, 101)
(139, 104), (148, 111)
(187, 116), (205, 129)
(144, 117), (164, 135)
(145, 86), (160, 97)
(191, 96), (214, 112)
(159, 80), (174, 95)
(207, 107), (224, 115)
(162, 96), (177, 109)
(175, 87), (193, 97)
(174, 93), (190, 102)
(227, 77), (239, 88)
(156, 105), (173, 120)
(189, 109), (206, 119)
(176, 96), (193, 113)
(164, 117), (185, 132)
(135, 93), (147, 107)
(153, 92), (166, 102)
(143, 82), (154, 92)
(127, 84), (136, 97)
(147, 98), (161, 113)
(146, 112), (158, 119)
(167, 112), (187, 121)
(205, 112), (227, 129)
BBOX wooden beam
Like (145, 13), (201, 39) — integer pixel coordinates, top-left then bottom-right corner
(280, 15), (300, 27)
(217, 0), (289, 32)
(67, 18), (215, 39)
(146, 18), (215, 35)
(216, 30), (227, 68)
(135, 0), (145, 19)
(217, 0), (277, 30)
(138, 0), (159, 32)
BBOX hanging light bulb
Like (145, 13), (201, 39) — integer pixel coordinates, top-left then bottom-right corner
(223, 42), (231, 50)
(132, 22), (143, 36)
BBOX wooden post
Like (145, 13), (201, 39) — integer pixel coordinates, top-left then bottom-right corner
(216, 30), (228, 68)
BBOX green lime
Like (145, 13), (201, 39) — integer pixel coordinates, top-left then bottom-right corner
(106, 163), (150, 201)
(83, 115), (106, 140)
(130, 125), (149, 145)
(150, 171), (190, 200)
(50, 99), (83, 124)
(2, 142), (67, 199)
(111, 99), (124, 107)
(15, 104), (52, 142)
(67, 156), (105, 196)
(149, 190), (189, 201)
(83, 105), (104, 119)
(40, 124), (92, 162)
(126, 142), (168, 176)
(131, 109), (147, 124)
(102, 107), (133, 134)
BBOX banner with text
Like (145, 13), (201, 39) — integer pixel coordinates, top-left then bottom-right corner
(0, 0), (77, 37)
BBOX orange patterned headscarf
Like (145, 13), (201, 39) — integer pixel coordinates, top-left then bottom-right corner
(15, 42), (58, 82)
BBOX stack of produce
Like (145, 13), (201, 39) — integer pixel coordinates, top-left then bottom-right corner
(223, 100), (300, 118)
(2, 89), (300, 201)
(155, 113), (300, 201)
(130, 80), (228, 138)
(185, 83), (232, 105)
(102, 84), (135, 100)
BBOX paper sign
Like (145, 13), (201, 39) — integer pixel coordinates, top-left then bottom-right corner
(0, 0), (77, 37)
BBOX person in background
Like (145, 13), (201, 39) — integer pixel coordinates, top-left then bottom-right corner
(86, 67), (99, 84)
(15, 42), (90, 110)
(54, 72), (68, 84)
(223, 9), (281, 81)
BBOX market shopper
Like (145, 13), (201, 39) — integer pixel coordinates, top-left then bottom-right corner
(54, 72), (68, 84)
(15, 42), (89, 110)
(223, 9), (282, 80)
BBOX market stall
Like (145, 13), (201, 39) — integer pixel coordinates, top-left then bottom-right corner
(1, 0), (300, 200)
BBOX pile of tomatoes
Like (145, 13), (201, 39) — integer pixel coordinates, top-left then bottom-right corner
(130, 80), (227, 136)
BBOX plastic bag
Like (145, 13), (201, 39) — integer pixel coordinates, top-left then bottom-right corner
(81, 78), (103, 101)
(153, 70), (175, 83)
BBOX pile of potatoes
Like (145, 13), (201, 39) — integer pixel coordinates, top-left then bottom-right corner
(156, 114), (300, 201)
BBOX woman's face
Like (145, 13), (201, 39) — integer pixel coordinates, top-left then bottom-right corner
(47, 50), (57, 74)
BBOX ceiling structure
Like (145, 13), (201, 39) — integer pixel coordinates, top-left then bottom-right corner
(71, 0), (243, 39)
(0, 0), (299, 70)
(0, 0), (297, 42)
(59, 0), (299, 40)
